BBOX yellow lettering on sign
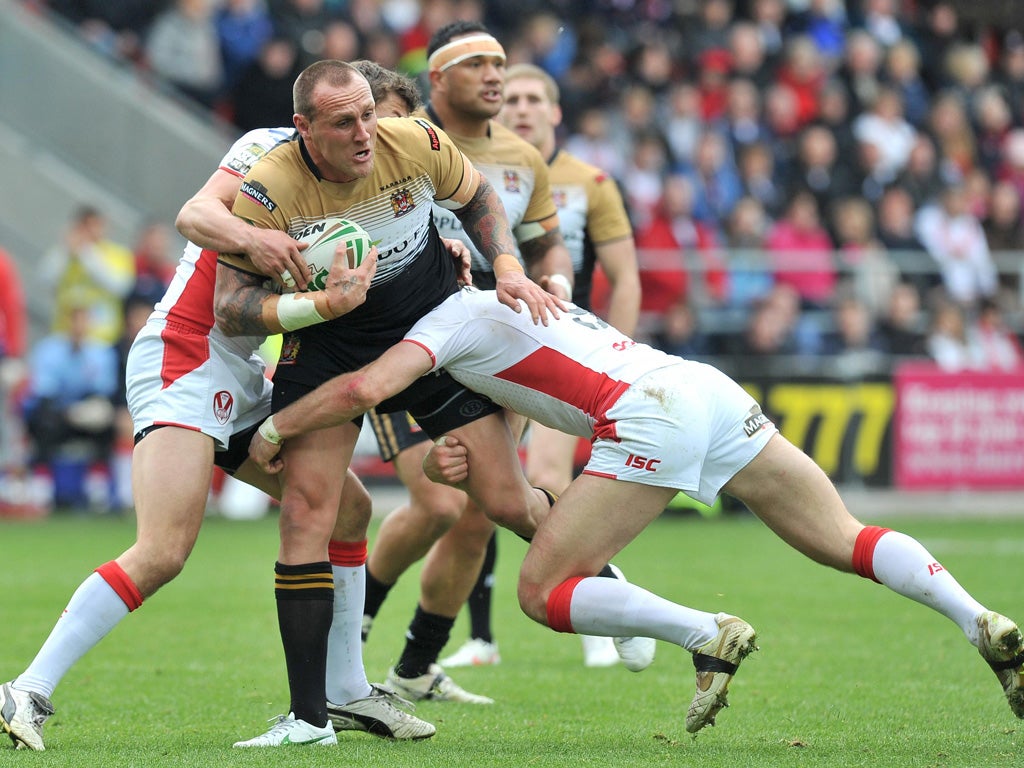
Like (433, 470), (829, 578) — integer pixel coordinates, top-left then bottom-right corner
(746, 383), (894, 477)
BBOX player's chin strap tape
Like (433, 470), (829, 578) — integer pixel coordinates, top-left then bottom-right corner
(988, 651), (1024, 671)
(692, 653), (739, 675)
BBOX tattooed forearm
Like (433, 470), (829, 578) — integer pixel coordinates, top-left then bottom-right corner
(214, 263), (274, 336)
(455, 177), (518, 263)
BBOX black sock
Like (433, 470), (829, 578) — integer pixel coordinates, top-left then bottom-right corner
(363, 565), (393, 620)
(394, 605), (455, 679)
(466, 531), (498, 643)
(275, 561), (333, 727)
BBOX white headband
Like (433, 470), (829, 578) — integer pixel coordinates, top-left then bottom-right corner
(428, 34), (506, 72)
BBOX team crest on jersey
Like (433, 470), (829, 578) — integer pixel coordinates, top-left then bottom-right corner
(390, 188), (415, 216)
(503, 169), (521, 193)
(278, 335), (300, 365)
(226, 143), (268, 175)
(240, 180), (276, 211)
(213, 390), (234, 424)
(552, 189), (567, 209)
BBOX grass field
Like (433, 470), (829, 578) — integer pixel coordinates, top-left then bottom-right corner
(1, 503), (1022, 767)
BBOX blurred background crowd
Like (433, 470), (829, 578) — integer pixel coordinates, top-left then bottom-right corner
(2, 0), (1024, 513)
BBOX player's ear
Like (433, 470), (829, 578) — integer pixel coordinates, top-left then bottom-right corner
(552, 103), (563, 128)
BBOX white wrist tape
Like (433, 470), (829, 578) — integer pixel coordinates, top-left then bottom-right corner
(276, 292), (327, 331)
(258, 415), (282, 445)
(548, 273), (573, 301)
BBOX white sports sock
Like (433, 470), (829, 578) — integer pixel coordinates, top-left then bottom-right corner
(326, 564), (372, 704)
(567, 577), (720, 651)
(871, 530), (986, 642)
(15, 573), (130, 698)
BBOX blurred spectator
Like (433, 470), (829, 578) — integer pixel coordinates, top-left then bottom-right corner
(215, 0), (273, 90)
(914, 0), (963, 92)
(996, 129), (1024, 205)
(853, 85), (916, 183)
(925, 300), (977, 371)
(854, 0), (909, 49)
(44, 205), (136, 346)
(0, 247), (29, 496)
(914, 181), (998, 308)
(786, 0), (847, 66)
(775, 35), (827, 130)
(23, 304), (119, 509)
(695, 48), (733, 123)
(685, 130), (743, 232)
(131, 219), (177, 304)
(719, 78), (771, 159)
(682, 0), (734, 67)
(815, 78), (858, 163)
(229, 34), (300, 132)
(996, 30), (1024, 124)
(47, 0), (161, 63)
(320, 18), (360, 62)
(727, 20), (774, 91)
(972, 85), (1013, 178)
(661, 83), (702, 167)
(970, 297), (1024, 370)
(788, 123), (861, 219)
(831, 196), (898, 314)
(765, 190), (837, 309)
(269, 0), (341, 68)
(983, 181), (1024, 252)
(895, 131), (946, 208)
(876, 186), (924, 251)
(653, 298), (712, 358)
(762, 82), (803, 171)
(882, 38), (930, 129)
(565, 107), (624, 181)
(926, 90), (977, 178)
(820, 293), (889, 378)
(723, 196), (773, 308)
(877, 281), (927, 356)
(737, 141), (785, 220)
(634, 173), (726, 310)
(836, 28), (883, 117)
(620, 130), (670, 230)
(145, 0), (224, 110)
(944, 43), (991, 106)
(750, 0), (786, 64)
(724, 283), (808, 358)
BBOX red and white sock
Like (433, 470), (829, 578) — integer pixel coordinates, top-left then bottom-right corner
(547, 576), (719, 651)
(326, 540), (372, 704)
(16, 561), (142, 698)
(854, 526), (985, 641)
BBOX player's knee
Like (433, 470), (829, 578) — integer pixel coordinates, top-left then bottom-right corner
(516, 572), (548, 625)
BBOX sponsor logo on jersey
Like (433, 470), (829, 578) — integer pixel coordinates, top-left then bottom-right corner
(213, 390), (234, 424)
(552, 189), (567, 209)
(240, 180), (277, 211)
(742, 405), (770, 437)
(278, 335), (301, 365)
(226, 143), (268, 175)
(503, 169), (521, 193)
(625, 453), (661, 472)
(390, 188), (415, 216)
(414, 118), (441, 151)
(379, 175), (413, 192)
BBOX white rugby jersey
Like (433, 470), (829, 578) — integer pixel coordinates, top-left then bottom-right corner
(150, 126), (294, 355)
(403, 288), (677, 440)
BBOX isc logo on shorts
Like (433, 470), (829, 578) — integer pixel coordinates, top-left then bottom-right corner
(625, 454), (660, 472)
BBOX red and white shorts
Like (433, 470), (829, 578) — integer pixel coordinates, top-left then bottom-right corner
(125, 319), (273, 451)
(583, 361), (777, 505)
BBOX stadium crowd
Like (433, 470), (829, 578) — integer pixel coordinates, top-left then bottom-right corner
(3, 0), (1024, 514)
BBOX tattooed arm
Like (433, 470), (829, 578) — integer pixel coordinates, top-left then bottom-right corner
(214, 250), (378, 336)
(454, 174), (564, 324)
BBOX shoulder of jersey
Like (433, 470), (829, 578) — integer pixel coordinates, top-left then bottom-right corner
(377, 116), (446, 153)
(554, 149), (612, 185)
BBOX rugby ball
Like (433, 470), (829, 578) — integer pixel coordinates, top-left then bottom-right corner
(293, 217), (374, 290)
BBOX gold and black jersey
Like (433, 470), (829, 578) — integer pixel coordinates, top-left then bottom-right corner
(227, 117), (477, 366)
(548, 149), (633, 310)
(416, 106), (557, 286)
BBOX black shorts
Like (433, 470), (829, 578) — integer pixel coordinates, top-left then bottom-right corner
(367, 408), (429, 462)
(271, 371), (501, 443)
(134, 422), (258, 475)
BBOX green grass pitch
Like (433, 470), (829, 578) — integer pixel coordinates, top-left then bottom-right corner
(1, 504), (1021, 767)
